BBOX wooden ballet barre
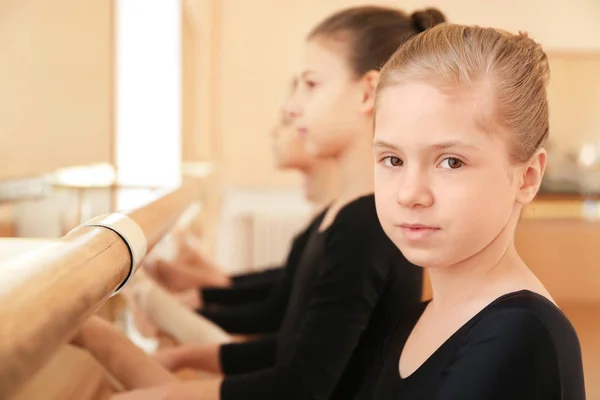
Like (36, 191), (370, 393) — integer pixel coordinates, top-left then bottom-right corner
(0, 183), (200, 400)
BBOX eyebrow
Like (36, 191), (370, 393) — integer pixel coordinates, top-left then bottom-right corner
(372, 139), (400, 151)
(300, 70), (316, 79)
(372, 139), (481, 151)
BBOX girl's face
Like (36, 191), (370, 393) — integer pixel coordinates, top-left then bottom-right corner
(373, 81), (545, 269)
(286, 39), (371, 158)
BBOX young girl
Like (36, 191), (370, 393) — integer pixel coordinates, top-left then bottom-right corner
(72, 6), (444, 399)
(124, 77), (340, 343)
(195, 76), (339, 312)
(191, 78), (339, 334)
(362, 24), (586, 399)
(144, 77), (338, 308)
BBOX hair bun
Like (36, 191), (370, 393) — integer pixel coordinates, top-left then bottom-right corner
(411, 8), (446, 32)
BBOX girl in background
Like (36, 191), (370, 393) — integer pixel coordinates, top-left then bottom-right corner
(124, 77), (339, 344)
(148, 77), (338, 309)
(72, 6), (443, 400)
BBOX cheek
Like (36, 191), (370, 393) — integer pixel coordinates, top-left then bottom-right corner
(374, 191), (392, 240)
(304, 118), (343, 156)
(305, 90), (333, 125)
(437, 172), (516, 254)
(374, 168), (393, 202)
(444, 170), (512, 218)
(306, 85), (349, 130)
(374, 171), (399, 231)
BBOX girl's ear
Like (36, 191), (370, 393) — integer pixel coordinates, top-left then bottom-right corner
(359, 70), (380, 115)
(515, 147), (547, 206)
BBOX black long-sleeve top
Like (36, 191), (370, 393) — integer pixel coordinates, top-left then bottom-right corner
(356, 290), (586, 399)
(218, 194), (424, 400)
(201, 268), (284, 308)
(198, 215), (321, 334)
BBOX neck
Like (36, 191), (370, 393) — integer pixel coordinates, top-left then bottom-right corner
(303, 161), (338, 211)
(427, 212), (528, 308)
(335, 130), (374, 202)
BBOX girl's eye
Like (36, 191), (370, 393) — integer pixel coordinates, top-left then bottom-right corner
(304, 80), (317, 89)
(439, 157), (464, 170)
(383, 156), (403, 167)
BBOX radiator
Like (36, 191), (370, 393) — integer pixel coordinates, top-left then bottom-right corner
(216, 188), (313, 274)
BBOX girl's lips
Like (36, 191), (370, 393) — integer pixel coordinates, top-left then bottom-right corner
(397, 224), (440, 241)
(297, 127), (308, 137)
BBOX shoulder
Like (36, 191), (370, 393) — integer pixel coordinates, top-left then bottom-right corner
(468, 292), (580, 348)
(325, 194), (398, 259)
(433, 298), (583, 399)
(288, 207), (327, 251)
(461, 296), (567, 362)
(467, 307), (553, 345)
(467, 292), (585, 390)
(324, 194), (415, 273)
(435, 306), (560, 391)
(443, 296), (588, 394)
(326, 194), (388, 244)
(319, 195), (396, 284)
(291, 210), (325, 245)
(331, 194), (379, 227)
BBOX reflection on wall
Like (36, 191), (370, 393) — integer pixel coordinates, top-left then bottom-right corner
(542, 53), (600, 195)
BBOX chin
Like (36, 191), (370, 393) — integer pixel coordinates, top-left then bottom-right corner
(393, 245), (448, 269)
(305, 138), (338, 158)
(282, 161), (296, 169)
(304, 142), (322, 157)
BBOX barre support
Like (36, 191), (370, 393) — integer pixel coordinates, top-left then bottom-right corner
(81, 213), (148, 295)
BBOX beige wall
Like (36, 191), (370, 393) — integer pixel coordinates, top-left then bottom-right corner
(547, 53), (600, 153)
(2, 0), (598, 188)
(0, 0), (113, 180)
(212, 0), (600, 189)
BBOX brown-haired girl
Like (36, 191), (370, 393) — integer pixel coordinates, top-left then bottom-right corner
(71, 6), (445, 400)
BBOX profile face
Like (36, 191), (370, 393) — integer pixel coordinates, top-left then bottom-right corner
(287, 39), (365, 158)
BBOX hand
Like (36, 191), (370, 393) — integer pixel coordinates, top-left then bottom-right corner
(176, 234), (214, 269)
(175, 289), (203, 309)
(110, 385), (171, 400)
(153, 348), (184, 372)
(69, 329), (85, 348)
(125, 298), (160, 338)
(197, 268), (231, 288)
(110, 378), (222, 400)
(153, 260), (231, 292)
(69, 315), (106, 349)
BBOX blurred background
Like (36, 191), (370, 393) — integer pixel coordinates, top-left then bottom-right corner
(0, 0), (599, 397)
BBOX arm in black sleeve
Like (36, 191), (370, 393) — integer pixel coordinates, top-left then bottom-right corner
(198, 273), (291, 334)
(220, 208), (391, 400)
(219, 335), (277, 375)
(435, 309), (560, 400)
(201, 267), (283, 307)
(197, 227), (312, 335)
(198, 255), (296, 335)
(201, 281), (278, 308)
(231, 267), (283, 287)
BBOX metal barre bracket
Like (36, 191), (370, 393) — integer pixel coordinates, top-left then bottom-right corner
(82, 213), (148, 296)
